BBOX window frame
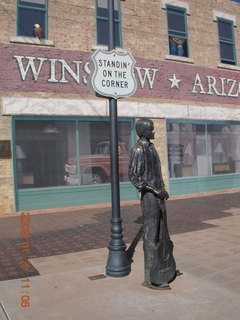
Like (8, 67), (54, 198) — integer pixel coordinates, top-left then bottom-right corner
(12, 115), (136, 211)
(13, 115), (135, 190)
(217, 17), (237, 65)
(166, 4), (189, 58)
(96, 0), (122, 47)
(167, 118), (240, 196)
(167, 119), (240, 179)
(16, 0), (48, 38)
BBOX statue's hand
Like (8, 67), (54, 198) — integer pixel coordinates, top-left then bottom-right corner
(152, 188), (169, 200)
(162, 190), (169, 200)
(145, 186), (169, 200)
(158, 189), (169, 200)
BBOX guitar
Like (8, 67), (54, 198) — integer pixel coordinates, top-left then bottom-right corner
(150, 199), (176, 286)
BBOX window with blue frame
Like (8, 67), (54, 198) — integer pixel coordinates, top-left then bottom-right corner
(14, 118), (133, 189)
(167, 121), (240, 178)
(17, 0), (47, 38)
(96, 0), (121, 46)
(166, 5), (189, 57)
(217, 18), (236, 65)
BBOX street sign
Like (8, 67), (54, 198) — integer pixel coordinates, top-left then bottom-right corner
(88, 49), (137, 99)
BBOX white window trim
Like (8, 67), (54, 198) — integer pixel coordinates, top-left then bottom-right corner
(165, 54), (194, 64)
(217, 63), (240, 71)
(91, 44), (126, 52)
(10, 36), (55, 47)
(161, 0), (190, 14)
(213, 10), (236, 26)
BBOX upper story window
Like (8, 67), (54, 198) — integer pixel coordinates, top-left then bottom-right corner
(96, 0), (122, 47)
(166, 5), (189, 57)
(217, 18), (236, 65)
(17, 0), (47, 38)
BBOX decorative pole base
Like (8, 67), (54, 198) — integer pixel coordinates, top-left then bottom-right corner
(106, 217), (130, 277)
(106, 246), (130, 277)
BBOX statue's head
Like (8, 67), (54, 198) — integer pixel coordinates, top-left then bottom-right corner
(136, 118), (155, 140)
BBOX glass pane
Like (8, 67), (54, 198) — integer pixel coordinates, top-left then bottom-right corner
(97, 19), (120, 46)
(19, 0), (45, 8)
(169, 36), (188, 57)
(97, 0), (119, 18)
(97, 0), (119, 10)
(167, 9), (186, 33)
(97, 7), (108, 18)
(168, 122), (240, 178)
(195, 124), (208, 177)
(18, 7), (45, 37)
(68, 121), (132, 186)
(220, 42), (235, 63)
(228, 125), (240, 173)
(16, 121), (76, 189)
(114, 21), (120, 46)
(97, 19), (109, 45)
(97, 0), (108, 9)
(168, 30), (186, 38)
(208, 124), (240, 175)
(167, 123), (207, 178)
(218, 20), (233, 41)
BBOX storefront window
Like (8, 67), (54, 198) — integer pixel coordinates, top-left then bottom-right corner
(209, 124), (240, 175)
(167, 121), (240, 178)
(15, 118), (133, 189)
(16, 120), (76, 188)
(65, 120), (132, 186)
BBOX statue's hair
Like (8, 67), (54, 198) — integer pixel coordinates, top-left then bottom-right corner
(135, 118), (153, 137)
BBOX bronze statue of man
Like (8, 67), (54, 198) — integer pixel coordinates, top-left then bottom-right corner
(129, 118), (176, 289)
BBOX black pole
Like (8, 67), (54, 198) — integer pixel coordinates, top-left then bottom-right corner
(105, 0), (130, 277)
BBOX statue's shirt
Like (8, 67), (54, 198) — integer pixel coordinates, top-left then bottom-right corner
(129, 137), (165, 192)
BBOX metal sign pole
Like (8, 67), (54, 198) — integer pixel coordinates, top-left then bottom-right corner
(106, 0), (130, 277)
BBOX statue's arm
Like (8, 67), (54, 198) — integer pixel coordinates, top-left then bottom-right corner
(129, 146), (169, 200)
(128, 146), (147, 191)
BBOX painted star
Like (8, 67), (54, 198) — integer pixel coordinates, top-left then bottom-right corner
(168, 73), (181, 89)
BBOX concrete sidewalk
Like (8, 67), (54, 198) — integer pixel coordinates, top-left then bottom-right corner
(0, 202), (240, 320)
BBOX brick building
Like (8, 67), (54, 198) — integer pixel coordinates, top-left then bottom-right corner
(0, 0), (240, 214)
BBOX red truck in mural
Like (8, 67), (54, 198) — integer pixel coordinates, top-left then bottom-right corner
(64, 141), (129, 185)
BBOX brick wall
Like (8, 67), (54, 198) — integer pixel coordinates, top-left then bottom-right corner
(0, 95), (14, 214)
(48, 0), (96, 51)
(0, 0), (239, 68)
